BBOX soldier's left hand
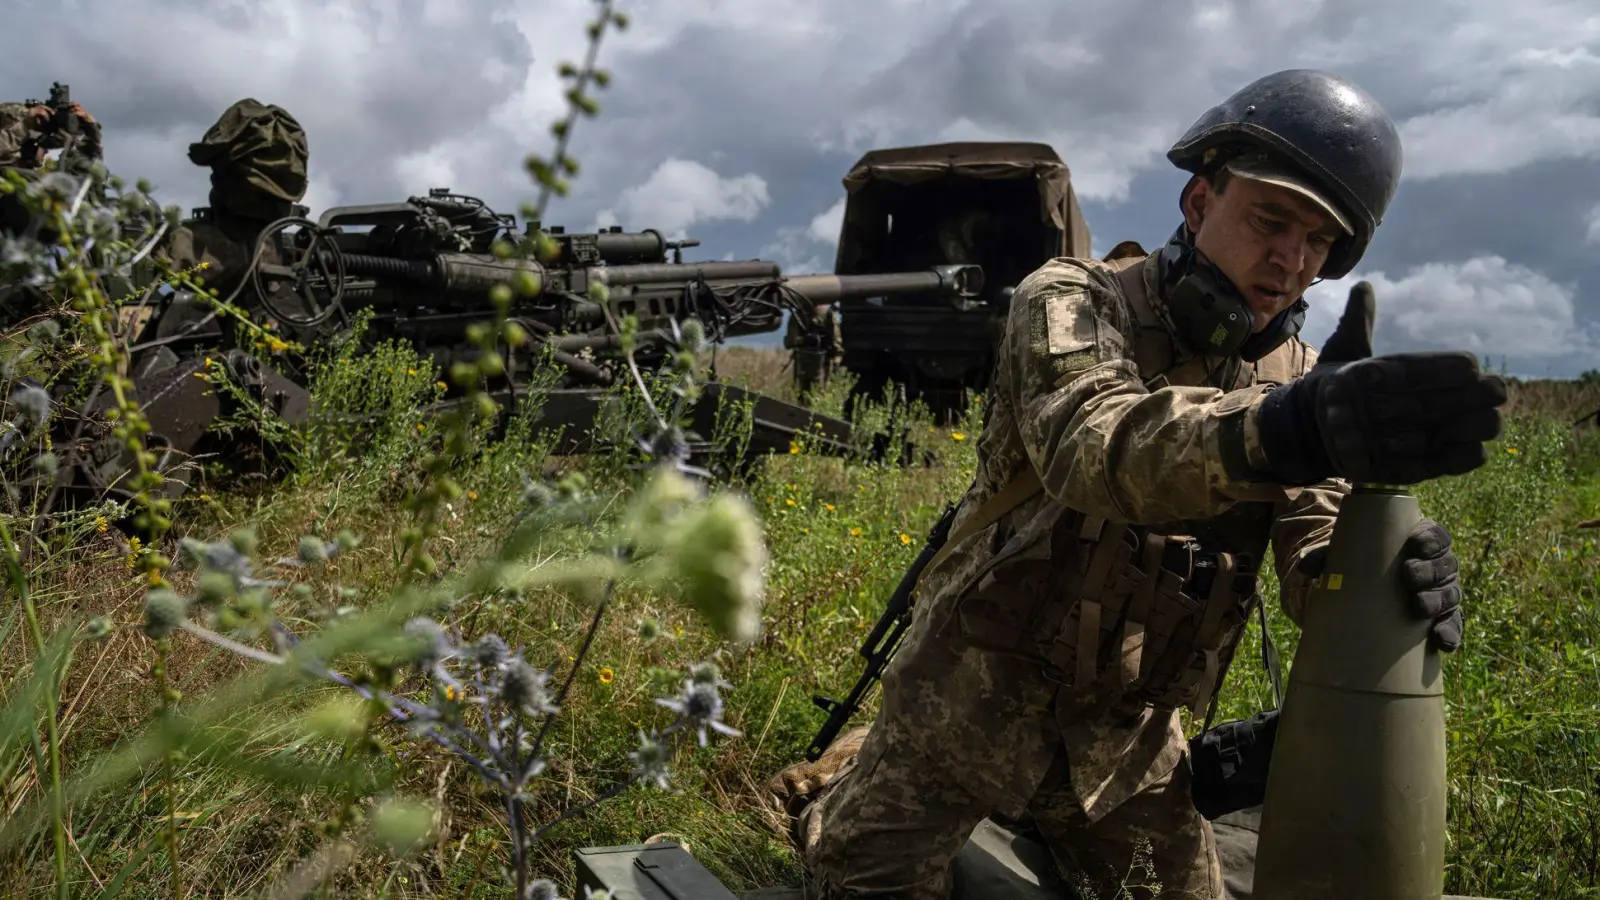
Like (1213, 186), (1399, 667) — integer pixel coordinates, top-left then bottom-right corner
(1298, 518), (1463, 652)
(65, 102), (96, 126)
(1400, 518), (1463, 652)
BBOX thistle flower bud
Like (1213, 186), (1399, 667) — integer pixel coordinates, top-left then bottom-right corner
(664, 493), (766, 644)
(143, 589), (187, 639)
(466, 633), (509, 669)
(628, 730), (672, 790)
(298, 535), (329, 564)
(523, 880), (561, 900)
(501, 658), (559, 716)
(370, 797), (436, 858)
(403, 617), (450, 668)
(9, 384), (51, 430)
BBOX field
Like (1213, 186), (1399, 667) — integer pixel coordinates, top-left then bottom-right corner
(2, 340), (1599, 900)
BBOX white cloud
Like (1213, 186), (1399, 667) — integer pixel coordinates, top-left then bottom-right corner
(1303, 255), (1593, 359)
(808, 198), (846, 246)
(592, 158), (768, 239)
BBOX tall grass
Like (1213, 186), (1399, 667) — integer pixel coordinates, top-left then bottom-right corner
(0, 13), (1595, 899)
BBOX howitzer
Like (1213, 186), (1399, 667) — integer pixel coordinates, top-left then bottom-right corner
(805, 500), (958, 761)
(43, 189), (981, 512)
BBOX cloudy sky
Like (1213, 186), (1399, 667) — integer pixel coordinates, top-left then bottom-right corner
(5, 0), (1597, 377)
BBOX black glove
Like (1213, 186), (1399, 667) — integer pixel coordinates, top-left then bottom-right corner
(1255, 282), (1508, 486)
(1297, 517), (1463, 652)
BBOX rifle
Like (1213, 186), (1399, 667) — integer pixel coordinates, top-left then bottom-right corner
(19, 83), (80, 166)
(805, 500), (960, 761)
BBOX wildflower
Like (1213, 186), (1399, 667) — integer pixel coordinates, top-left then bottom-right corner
(266, 336), (289, 353)
(785, 498), (796, 506)
(825, 504), (835, 511)
(789, 442), (799, 454)
(656, 679), (742, 747)
(443, 683), (463, 702)
(416, 423), (425, 432)
(501, 658), (560, 716)
(598, 667), (615, 684)
(407, 368), (417, 376)
(629, 730), (673, 790)
(951, 431), (966, 441)
(900, 532), (912, 545)
(436, 381), (448, 391)
(1507, 447), (1520, 455)
(850, 527), (862, 537)
(143, 589), (187, 639)
(467, 491), (478, 500)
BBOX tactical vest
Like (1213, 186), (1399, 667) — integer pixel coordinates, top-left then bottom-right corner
(932, 254), (1314, 722)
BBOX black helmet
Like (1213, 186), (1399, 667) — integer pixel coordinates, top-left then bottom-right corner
(1167, 69), (1402, 279)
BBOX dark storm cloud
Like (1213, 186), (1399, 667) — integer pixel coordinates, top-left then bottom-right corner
(2, 0), (1594, 372)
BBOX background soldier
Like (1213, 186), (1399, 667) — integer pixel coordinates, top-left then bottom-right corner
(769, 69), (1506, 899)
(785, 303), (844, 397)
(158, 98), (309, 301)
(0, 93), (101, 170)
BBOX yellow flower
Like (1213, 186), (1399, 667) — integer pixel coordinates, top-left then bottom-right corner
(94, 516), (107, 534)
(444, 684), (462, 702)
(266, 336), (289, 353)
(468, 491), (479, 500)
(789, 442), (800, 454)
(825, 504), (835, 511)
(202, 356), (213, 369)
(416, 423), (425, 432)
(598, 667), (615, 684)
(436, 381), (448, 391)
(407, 368), (418, 376)
(785, 498), (796, 506)
(850, 527), (862, 537)
(1506, 447), (1520, 455)
(899, 532), (912, 545)
(950, 431), (966, 441)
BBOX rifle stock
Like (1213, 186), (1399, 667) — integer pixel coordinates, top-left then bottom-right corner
(805, 501), (959, 761)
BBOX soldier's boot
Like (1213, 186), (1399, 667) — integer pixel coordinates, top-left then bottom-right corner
(762, 726), (872, 845)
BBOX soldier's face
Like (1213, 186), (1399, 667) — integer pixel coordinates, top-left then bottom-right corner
(1183, 176), (1342, 332)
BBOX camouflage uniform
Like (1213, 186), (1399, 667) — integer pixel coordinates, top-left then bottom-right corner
(797, 250), (1347, 899)
(0, 101), (102, 168)
(151, 99), (310, 336)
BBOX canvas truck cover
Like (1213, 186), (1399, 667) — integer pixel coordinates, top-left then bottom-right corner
(834, 141), (1092, 274)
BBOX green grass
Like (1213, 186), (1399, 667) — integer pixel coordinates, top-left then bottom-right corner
(2, 352), (1597, 899)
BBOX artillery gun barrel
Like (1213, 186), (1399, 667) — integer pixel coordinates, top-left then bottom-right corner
(594, 260), (781, 286)
(780, 264), (984, 304)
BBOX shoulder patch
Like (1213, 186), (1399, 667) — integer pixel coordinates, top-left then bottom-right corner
(1045, 293), (1097, 356)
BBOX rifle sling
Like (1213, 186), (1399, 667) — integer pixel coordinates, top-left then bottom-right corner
(918, 467), (1045, 592)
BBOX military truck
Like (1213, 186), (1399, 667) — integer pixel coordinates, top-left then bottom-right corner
(808, 142), (1094, 422)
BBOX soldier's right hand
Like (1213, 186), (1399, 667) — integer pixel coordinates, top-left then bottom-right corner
(1255, 282), (1508, 486)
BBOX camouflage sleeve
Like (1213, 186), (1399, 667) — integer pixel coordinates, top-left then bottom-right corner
(1268, 479), (1349, 626)
(0, 103), (32, 167)
(1000, 259), (1295, 524)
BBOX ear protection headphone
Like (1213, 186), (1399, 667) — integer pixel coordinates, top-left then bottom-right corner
(1157, 225), (1306, 364)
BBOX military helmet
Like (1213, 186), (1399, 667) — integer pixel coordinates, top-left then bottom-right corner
(1167, 69), (1403, 279)
(188, 99), (309, 215)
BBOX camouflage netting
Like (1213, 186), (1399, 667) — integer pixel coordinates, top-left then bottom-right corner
(188, 98), (308, 218)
